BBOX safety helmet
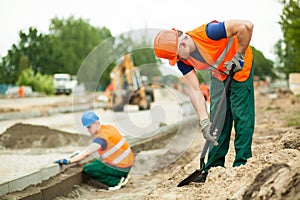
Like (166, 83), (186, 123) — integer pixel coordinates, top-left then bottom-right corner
(154, 29), (179, 66)
(81, 110), (99, 127)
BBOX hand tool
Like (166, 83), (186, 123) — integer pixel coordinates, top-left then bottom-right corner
(177, 66), (236, 187)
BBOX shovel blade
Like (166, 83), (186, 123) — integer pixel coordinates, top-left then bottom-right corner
(177, 158), (206, 187)
(177, 169), (204, 187)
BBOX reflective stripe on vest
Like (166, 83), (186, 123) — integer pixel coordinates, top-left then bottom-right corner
(209, 37), (234, 70)
(185, 23), (253, 82)
(96, 124), (135, 168)
(102, 137), (126, 158)
(112, 147), (131, 164)
(191, 37), (234, 72)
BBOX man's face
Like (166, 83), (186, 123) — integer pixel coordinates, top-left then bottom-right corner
(87, 121), (100, 135)
(177, 36), (191, 60)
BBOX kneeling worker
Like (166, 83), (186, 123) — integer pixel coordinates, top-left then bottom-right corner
(55, 110), (135, 190)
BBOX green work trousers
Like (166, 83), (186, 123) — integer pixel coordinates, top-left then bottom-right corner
(204, 66), (255, 172)
(83, 160), (129, 187)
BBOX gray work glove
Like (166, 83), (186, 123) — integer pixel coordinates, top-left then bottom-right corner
(224, 52), (245, 74)
(200, 118), (218, 146)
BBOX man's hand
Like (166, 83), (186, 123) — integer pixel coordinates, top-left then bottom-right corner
(200, 118), (218, 146)
(224, 52), (245, 74)
(54, 158), (70, 165)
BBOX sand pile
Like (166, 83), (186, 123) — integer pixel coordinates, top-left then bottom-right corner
(0, 123), (90, 149)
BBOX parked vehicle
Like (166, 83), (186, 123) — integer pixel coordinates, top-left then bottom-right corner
(53, 73), (78, 95)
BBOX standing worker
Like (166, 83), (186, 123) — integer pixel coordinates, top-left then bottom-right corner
(18, 85), (25, 98)
(55, 110), (135, 190)
(153, 20), (254, 182)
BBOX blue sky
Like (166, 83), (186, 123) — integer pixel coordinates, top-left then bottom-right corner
(0, 0), (283, 61)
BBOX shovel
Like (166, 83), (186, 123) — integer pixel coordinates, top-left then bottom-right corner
(177, 67), (236, 187)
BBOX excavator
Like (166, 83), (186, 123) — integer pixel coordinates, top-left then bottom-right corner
(104, 54), (154, 111)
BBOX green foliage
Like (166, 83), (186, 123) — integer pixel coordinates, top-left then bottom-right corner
(0, 55), (16, 84)
(2, 14), (282, 90)
(0, 16), (112, 86)
(49, 16), (112, 75)
(97, 62), (116, 91)
(121, 32), (162, 80)
(252, 47), (277, 80)
(284, 111), (300, 126)
(132, 49), (162, 79)
(77, 36), (116, 91)
(16, 68), (55, 95)
(88, 31), (162, 91)
(275, 0), (300, 78)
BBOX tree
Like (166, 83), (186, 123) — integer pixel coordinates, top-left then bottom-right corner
(49, 16), (112, 75)
(0, 16), (113, 85)
(252, 47), (277, 80)
(0, 27), (56, 83)
(16, 67), (55, 95)
(0, 54), (16, 84)
(115, 31), (162, 80)
(275, 0), (300, 78)
(91, 31), (162, 91)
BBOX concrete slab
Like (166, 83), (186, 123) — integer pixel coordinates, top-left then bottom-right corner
(41, 165), (61, 181)
(0, 182), (9, 197)
(8, 170), (42, 193)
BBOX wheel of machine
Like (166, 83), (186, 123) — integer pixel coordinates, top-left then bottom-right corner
(146, 95), (152, 110)
(65, 89), (71, 95)
(112, 95), (125, 112)
(112, 104), (124, 112)
(139, 95), (152, 110)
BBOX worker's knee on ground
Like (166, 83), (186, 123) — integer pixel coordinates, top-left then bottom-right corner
(82, 162), (99, 176)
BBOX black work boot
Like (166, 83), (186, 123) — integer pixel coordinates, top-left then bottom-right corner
(192, 172), (208, 183)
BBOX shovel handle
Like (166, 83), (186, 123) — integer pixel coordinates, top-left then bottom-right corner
(200, 66), (236, 159)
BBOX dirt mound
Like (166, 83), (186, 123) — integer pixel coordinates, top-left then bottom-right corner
(0, 123), (90, 149)
(143, 131), (300, 200)
(281, 130), (300, 150)
(144, 87), (300, 200)
(243, 163), (300, 200)
(2, 87), (299, 200)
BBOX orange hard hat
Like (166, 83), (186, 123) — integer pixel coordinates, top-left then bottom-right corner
(154, 29), (179, 66)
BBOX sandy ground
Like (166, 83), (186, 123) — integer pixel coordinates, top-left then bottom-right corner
(57, 87), (300, 200)
(1, 86), (300, 199)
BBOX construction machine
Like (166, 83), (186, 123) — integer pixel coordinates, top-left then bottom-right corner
(105, 54), (154, 111)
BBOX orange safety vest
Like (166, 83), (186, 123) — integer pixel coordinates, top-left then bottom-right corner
(182, 23), (253, 82)
(95, 124), (135, 168)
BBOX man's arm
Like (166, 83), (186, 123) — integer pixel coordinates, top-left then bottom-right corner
(69, 143), (100, 163)
(184, 70), (218, 145)
(224, 20), (254, 54)
(184, 70), (209, 121)
(69, 149), (90, 163)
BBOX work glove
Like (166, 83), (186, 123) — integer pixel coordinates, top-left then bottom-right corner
(199, 118), (218, 146)
(54, 158), (70, 165)
(224, 52), (245, 74)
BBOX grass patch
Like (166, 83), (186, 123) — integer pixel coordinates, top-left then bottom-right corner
(266, 106), (281, 111)
(283, 111), (300, 127)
